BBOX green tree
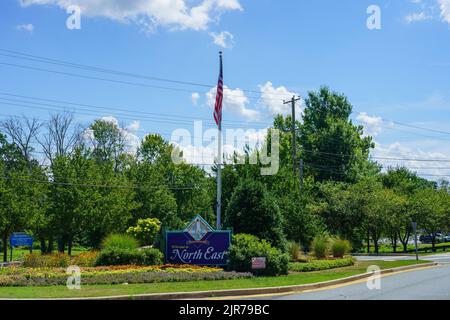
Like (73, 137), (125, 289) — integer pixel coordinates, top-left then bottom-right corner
(225, 179), (286, 249)
(0, 133), (45, 261)
(310, 181), (366, 250)
(410, 188), (447, 252)
(279, 187), (323, 250)
(382, 167), (436, 252)
(129, 159), (180, 228)
(86, 119), (127, 171)
(299, 87), (374, 182)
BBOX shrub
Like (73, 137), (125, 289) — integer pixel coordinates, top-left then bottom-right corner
(95, 248), (143, 266)
(288, 257), (355, 272)
(227, 234), (289, 276)
(101, 234), (138, 251)
(331, 238), (352, 258)
(287, 241), (301, 261)
(139, 248), (164, 266)
(23, 253), (70, 268)
(72, 251), (99, 267)
(95, 248), (164, 266)
(311, 235), (330, 259)
(127, 218), (161, 246)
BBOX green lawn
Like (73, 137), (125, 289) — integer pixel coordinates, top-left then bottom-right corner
(359, 242), (450, 254)
(0, 260), (429, 299)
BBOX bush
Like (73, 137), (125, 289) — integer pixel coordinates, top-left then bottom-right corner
(288, 257), (355, 272)
(227, 234), (289, 276)
(95, 248), (164, 266)
(101, 234), (138, 251)
(23, 253), (70, 268)
(127, 218), (161, 246)
(312, 235), (330, 259)
(139, 248), (164, 266)
(331, 238), (352, 258)
(95, 248), (142, 266)
(287, 241), (301, 261)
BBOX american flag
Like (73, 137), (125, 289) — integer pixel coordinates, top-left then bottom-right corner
(213, 52), (223, 127)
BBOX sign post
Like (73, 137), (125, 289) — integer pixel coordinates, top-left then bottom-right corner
(251, 257), (266, 270)
(10, 233), (34, 262)
(165, 215), (231, 266)
(411, 222), (419, 261)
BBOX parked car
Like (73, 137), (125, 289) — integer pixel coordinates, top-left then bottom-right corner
(444, 233), (450, 243)
(419, 235), (433, 244)
(419, 233), (444, 244)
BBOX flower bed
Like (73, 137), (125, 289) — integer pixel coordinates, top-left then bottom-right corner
(0, 265), (252, 287)
(288, 257), (355, 272)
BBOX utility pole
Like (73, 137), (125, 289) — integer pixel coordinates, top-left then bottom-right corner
(283, 96), (301, 179)
(299, 158), (304, 190)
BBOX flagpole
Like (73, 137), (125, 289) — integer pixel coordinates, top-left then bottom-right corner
(217, 120), (222, 230)
(216, 51), (223, 231)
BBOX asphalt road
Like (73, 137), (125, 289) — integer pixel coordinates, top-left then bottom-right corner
(249, 254), (450, 300)
(354, 253), (450, 264)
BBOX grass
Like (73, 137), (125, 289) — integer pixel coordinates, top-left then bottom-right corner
(359, 242), (450, 254)
(0, 260), (429, 299)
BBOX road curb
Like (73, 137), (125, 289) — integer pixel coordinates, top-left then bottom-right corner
(61, 262), (437, 300)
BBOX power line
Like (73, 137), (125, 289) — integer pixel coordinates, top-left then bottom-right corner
(2, 49), (449, 138)
(303, 163), (450, 178)
(370, 123), (450, 141)
(2, 111), (449, 164)
(0, 59), (289, 103)
(0, 100), (273, 131)
(0, 92), (273, 127)
(0, 175), (203, 190)
(0, 48), (296, 98)
(389, 120), (450, 136)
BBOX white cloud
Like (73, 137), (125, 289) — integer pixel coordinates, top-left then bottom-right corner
(439, 0), (450, 25)
(356, 112), (384, 136)
(405, 11), (432, 23)
(19, 0), (242, 32)
(206, 85), (260, 120)
(209, 31), (234, 48)
(16, 23), (34, 33)
(126, 120), (140, 134)
(191, 92), (200, 105)
(216, 0), (242, 10)
(259, 81), (302, 116)
(371, 141), (450, 181)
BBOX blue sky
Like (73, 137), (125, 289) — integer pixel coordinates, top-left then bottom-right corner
(0, 0), (449, 178)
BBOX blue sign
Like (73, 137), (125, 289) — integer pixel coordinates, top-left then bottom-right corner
(10, 233), (34, 247)
(165, 215), (231, 266)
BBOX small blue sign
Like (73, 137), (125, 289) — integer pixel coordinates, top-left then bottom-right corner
(10, 233), (34, 247)
(166, 215), (231, 266)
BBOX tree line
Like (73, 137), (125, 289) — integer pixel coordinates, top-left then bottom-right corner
(0, 87), (449, 261)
